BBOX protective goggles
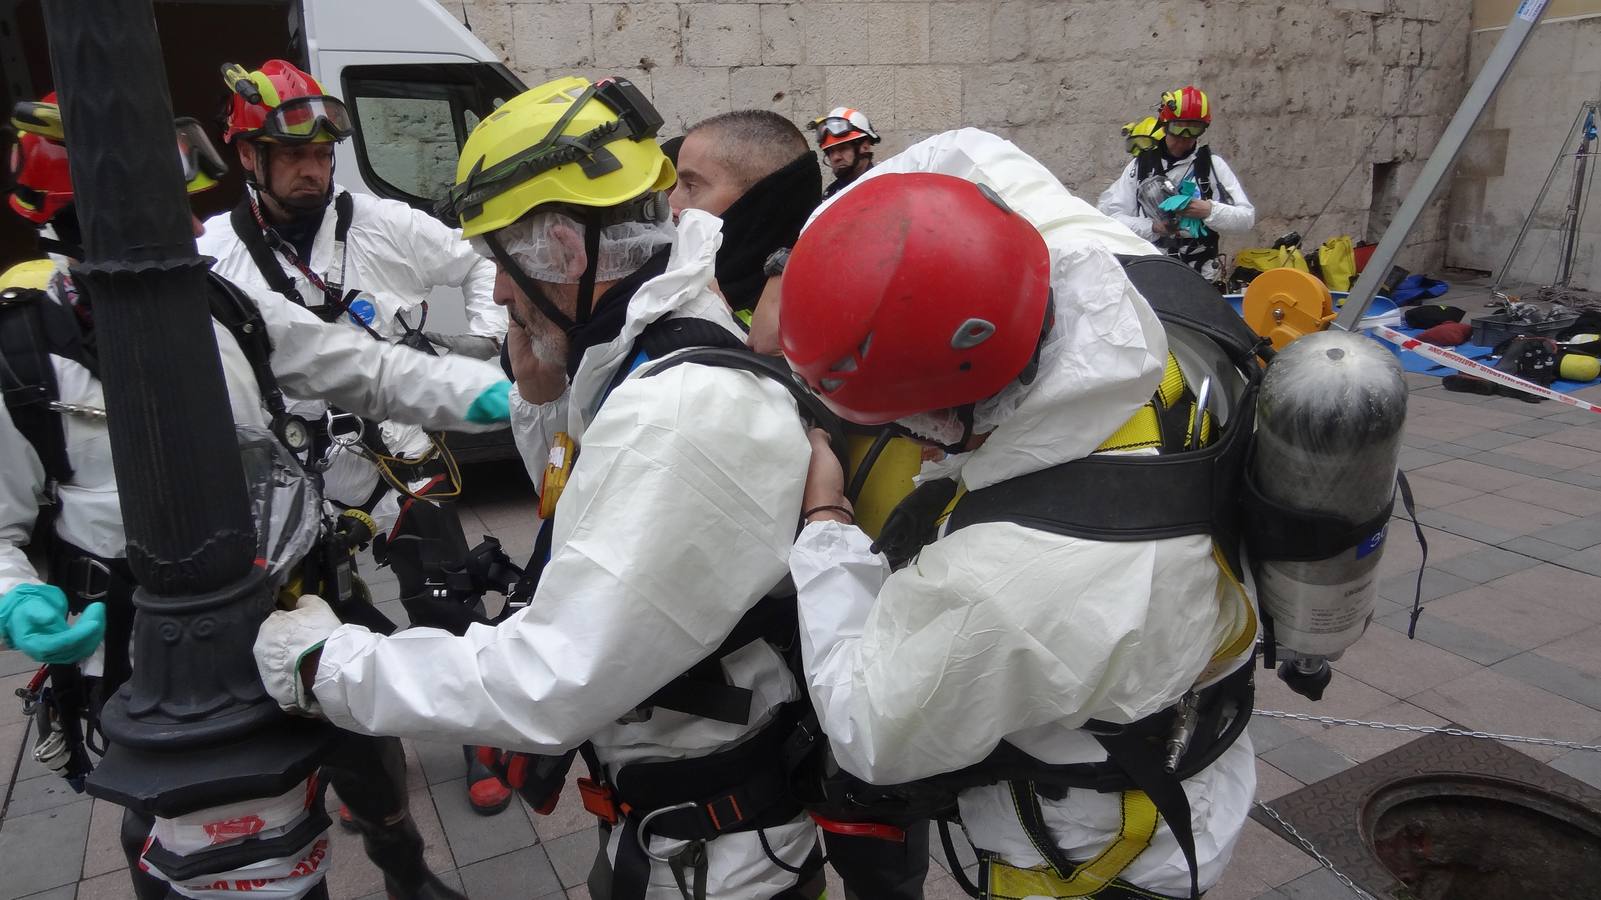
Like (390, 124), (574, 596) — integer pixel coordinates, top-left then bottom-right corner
(1126, 134), (1161, 153)
(259, 95), (353, 143)
(175, 118), (229, 186)
(814, 117), (861, 137)
(439, 77), (663, 226)
(1165, 120), (1208, 138)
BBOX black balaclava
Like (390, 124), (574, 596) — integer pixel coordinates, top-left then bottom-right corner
(714, 152), (821, 313)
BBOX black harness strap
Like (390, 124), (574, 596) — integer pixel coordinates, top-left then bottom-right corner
(0, 287), (94, 485)
(230, 190), (356, 311)
(231, 197), (306, 307)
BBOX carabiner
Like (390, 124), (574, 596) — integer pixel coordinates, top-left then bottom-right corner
(637, 802), (698, 863)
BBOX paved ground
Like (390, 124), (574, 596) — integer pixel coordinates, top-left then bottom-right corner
(4, 278), (1601, 899)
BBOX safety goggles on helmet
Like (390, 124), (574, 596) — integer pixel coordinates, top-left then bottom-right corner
(437, 77), (663, 228)
(254, 95), (353, 143)
(1126, 134), (1160, 153)
(175, 118), (229, 186)
(814, 117), (864, 139)
(1166, 120), (1208, 138)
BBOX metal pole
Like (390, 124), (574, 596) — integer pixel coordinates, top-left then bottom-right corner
(1555, 108), (1595, 288)
(41, 0), (329, 872)
(1334, 0), (1552, 330)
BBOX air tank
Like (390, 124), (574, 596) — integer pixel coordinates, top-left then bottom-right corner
(1250, 330), (1407, 699)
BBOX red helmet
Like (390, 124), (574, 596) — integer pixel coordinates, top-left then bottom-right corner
(8, 93), (73, 224)
(1158, 86), (1211, 125)
(8, 94), (228, 226)
(221, 60), (352, 145)
(780, 173), (1052, 425)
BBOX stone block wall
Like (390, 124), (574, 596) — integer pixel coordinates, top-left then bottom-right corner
(457, 0), (1472, 270)
(1447, 11), (1601, 291)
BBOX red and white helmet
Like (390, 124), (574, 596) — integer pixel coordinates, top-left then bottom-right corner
(780, 173), (1052, 424)
(809, 107), (880, 150)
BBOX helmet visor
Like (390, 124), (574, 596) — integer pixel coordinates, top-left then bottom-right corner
(263, 95), (353, 142)
(1166, 120), (1207, 138)
(175, 118), (228, 189)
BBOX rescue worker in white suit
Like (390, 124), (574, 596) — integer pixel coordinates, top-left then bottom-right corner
(198, 59), (516, 816)
(0, 100), (510, 900)
(776, 128), (1258, 900)
(254, 76), (827, 899)
(1098, 86), (1254, 284)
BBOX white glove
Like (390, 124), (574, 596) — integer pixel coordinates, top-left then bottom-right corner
(252, 595), (343, 716)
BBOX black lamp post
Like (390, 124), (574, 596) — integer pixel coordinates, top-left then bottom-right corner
(42, 0), (331, 879)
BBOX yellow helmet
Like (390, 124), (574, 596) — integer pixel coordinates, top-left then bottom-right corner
(1121, 116), (1165, 155)
(440, 76), (674, 239)
(0, 259), (55, 291)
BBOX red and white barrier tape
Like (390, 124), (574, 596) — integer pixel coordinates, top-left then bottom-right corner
(1368, 324), (1601, 415)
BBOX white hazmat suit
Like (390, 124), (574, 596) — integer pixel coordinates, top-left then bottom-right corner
(790, 129), (1258, 897)
(305, 212), (821, 899)
(200, 189), (505, 529)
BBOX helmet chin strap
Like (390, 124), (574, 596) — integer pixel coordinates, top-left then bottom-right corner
(483, 231), (578, 336)
(249, 140), (336, 221)
(483, 217), (605, 338)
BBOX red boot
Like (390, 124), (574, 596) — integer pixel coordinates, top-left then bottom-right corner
(464, 745), (511, 816)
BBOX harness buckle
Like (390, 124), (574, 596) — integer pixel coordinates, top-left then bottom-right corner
(636, 802), (697, 863)
(74, 557), (113, 601)
(325, 410), (365, 448)
(577, 776), (620, 826)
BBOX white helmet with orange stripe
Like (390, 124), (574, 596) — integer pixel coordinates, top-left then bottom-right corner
(809, 107), (880, 149)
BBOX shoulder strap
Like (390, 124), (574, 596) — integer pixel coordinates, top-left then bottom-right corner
(0, 288), (94, 484)
(643, 345), (850, 470)
(1192, 147), (1230, 205)
(204, 272), (291, 424)
(333, 190), (355, 244)
(325, 191), (355, 292)
(1116, 254), (1268, 368)
(1134, 148), (1163, 183)
(230, 197), (307, 307)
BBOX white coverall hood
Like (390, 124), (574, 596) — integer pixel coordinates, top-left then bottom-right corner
(788, 128), (1257, 896)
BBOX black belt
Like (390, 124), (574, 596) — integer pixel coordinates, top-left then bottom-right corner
(49, 538), (136, 610)
(609, 712), (805, 900)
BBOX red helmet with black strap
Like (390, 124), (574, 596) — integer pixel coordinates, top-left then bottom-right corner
(780, 173), (1052, 425)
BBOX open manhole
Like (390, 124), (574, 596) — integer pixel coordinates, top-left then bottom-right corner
(1365, 774), (1601, 899)
(1253, 732), (1601, 899)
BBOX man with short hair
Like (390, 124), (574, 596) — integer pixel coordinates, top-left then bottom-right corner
(810, 107), (880, 199)
(670, 109), (819, 352)
(672, 109), (926, 899)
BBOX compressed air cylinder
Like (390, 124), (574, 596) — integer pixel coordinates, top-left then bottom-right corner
(1251, 330), (1407, 659)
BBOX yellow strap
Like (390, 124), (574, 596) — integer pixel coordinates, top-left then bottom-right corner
(1094, 354), (1192, 455)
(987, 791), (1162, 899)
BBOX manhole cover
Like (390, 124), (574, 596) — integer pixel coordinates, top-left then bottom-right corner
(1253, 732), (1601, 899)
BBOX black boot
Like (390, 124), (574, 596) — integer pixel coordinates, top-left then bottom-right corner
(350, 812), (466, 900)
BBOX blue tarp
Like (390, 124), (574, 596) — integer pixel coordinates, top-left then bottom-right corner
(1221, 293), (1601, 394)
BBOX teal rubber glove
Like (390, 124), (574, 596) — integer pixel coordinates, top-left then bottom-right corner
(1157, 193), (1192, 213)
(465, 380), (513, 424)
(1158, 182), (1210, 238)
(0, 583), (107, 664)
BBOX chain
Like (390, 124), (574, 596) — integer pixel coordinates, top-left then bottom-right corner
(1254, 801), (1377, 900)
(1253, 709), (1601, 753)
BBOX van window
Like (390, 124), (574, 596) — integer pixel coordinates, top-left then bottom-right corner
(342, 63), (522, 214)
